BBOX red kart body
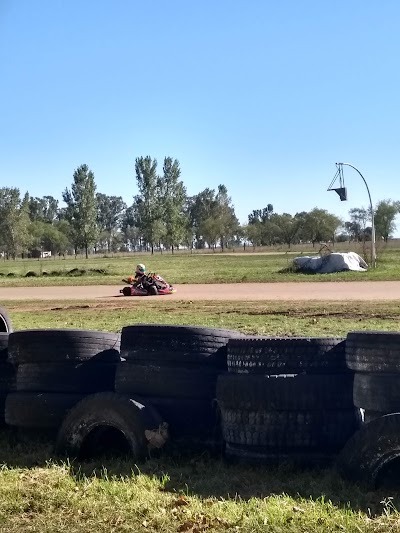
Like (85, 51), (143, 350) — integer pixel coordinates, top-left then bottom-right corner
(120, 273), (176, 297)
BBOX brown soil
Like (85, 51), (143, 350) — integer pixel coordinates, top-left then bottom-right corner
(0, 281), (399, 301)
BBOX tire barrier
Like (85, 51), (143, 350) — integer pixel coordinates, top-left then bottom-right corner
(0, 307), (13, 333)
(218, 336), (359, 465)
(55, 392), (168, 460)
(0, 332), (16, 425)
(346, 331), (400, 422)
(337, 413), (400, 489)
(116, 324), (244, 443)
(337, 331), (400, 487)
(5, 329), (121, 429)
(227, 336), (348, 374)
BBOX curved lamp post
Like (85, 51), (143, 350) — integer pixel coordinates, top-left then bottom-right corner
(330, 162), (376, 268)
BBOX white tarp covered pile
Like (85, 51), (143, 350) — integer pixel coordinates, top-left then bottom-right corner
(293, 252), (368, 273)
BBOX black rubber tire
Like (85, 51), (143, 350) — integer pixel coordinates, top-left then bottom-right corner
(115, 362), (218, 399)
(16, 362), (117, 393)
(346, 331), (400, 372)
(363, 410), (388, 424)
(225, 442), (335, 467)
(0, 362), (16, 393)
(337, 413), (400, 489)
(0, 307), (13, 333)
(8, 329), (121, 364)
(354, 372), (400, 411)
(220, 408), (360, 451)
(136, 396), (220, 439)
(0, 333), (10, 362)
(55, 392), (166, 460)
(5, 392), (84, 428)
(217, 373), (354, 411)
(148, 285), (158, 295)
(120, 325), (244, 367)
(227, 336), (348, 374)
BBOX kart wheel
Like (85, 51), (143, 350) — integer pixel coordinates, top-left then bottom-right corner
(148, 285), (158, 296)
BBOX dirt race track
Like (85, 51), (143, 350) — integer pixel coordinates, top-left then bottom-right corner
(0, 281), (400, 301)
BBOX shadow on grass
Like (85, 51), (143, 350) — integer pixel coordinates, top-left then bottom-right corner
(0, 427), (398, 517)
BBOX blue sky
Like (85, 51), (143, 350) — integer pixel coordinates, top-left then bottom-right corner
(1, 0), (399, 233)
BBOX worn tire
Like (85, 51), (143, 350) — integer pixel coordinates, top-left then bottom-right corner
(16, 362), (117, 393)
(115, 362), (218, 399)
(363, 410), (388, 424)
(0, 333), (10, 362)
(8, 329), (121, 364)
(354, 372), (400, 411)
(217, 373), (354, 410)
(225, 443), (335, 467)
(5, 392), (84, 428)
(346, 331), (400, 372)
(220, 408), (360, 451)
(137, 396), (220, 439)
(227, 336), (347, 374)
(55, 392), (167, 460)
(337, 413), (400, 489)
(120, 324), (244, 367)
(0, 307), (13, 333)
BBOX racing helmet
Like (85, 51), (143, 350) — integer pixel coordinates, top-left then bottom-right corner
(135, 263), (146, 274)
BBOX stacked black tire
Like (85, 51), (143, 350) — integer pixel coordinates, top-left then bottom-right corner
(0, 307), (16, 424)
(115, 324), (245, 446)
(346, 331), (400, 423)
(337, 331), (400, 488)
(217, 336), (360, 465)
(5, 329), (121, 430)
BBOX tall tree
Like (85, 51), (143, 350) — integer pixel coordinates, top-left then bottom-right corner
(0, 188), (31, 258)
(62, 164), (98, 258)
(134, 156), (163, 254)
(187, 189), (215, 248)
(213, 185), (239, 251)
(96, 193), (127, 252)
(374, 199), (400, 242)
(248, 205), (274, 224)
(159, 157), (188, 253)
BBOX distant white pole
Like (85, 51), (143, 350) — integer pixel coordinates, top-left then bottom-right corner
(337, 162), (376, 268)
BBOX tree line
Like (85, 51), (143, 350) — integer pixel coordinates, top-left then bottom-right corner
(0, 157), (399, 259)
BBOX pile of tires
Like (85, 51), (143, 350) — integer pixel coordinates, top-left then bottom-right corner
(217, 336), (360, 465)
(5, 329), (121, 430)
(346, 331), (400, 423)
(115, 324), (245, 446)
(337, 331), (400, 488)
(0, 306), (13, 333)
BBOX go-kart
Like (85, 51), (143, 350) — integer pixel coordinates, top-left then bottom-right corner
(120, 273), (176, 296)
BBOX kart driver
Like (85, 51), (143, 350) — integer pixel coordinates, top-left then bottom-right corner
(133, 264), (147, 287)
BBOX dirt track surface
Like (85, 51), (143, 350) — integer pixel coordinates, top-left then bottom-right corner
(0, 281), (399, 301)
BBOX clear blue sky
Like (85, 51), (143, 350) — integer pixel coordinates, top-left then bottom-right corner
(1, 0), (399, 233)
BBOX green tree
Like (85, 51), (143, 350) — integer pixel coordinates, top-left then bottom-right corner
(374, 199), (400, 242)
(271, 213), (300, 248)
(301, 208), (342, 247)
(62, 164), (98, 258)
(29, 196), (59, 223)
(0, 188), (31, 258)
(159, 157), (188, 253)
(134, 156), (163, 254)
(96, 194), (127, 252)
(187, 189), (216, 248)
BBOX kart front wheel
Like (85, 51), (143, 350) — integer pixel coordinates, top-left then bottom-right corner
(148, 285), (158, 296)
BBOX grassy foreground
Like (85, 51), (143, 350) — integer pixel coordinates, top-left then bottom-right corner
(1, 299), (400, 531)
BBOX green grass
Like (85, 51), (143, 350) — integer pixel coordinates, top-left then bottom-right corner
(5, 298), (400, 337)
(2, 244), (400, 286)
(2, 297), (400, 531)
(0, 428), (399, 532)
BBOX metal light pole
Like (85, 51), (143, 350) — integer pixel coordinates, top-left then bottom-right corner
(335, 162), (376, 268)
